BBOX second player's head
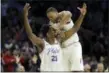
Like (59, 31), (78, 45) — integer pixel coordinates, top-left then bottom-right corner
(40, 25), (58, 39)
(46, 7), (58, 23)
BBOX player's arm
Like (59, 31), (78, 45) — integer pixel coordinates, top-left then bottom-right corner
(23, 3), (44, 53)
(63, 3), (87, 41)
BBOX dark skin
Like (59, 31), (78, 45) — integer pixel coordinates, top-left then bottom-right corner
(23, 3), (59, 53)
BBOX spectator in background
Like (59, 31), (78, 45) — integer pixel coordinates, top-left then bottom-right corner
(91, 41), (105, 61)
(19, 52), (25, 66)
(16, 63), (25, 72)
(83, 55), (91, 64)
(4, 38), (16, 52)
(21, 42), (31, 71)
(22, 41), (29, 52)
(100, 56), (105, 63)
(4, 38), (14, 49)
(96, 63), (104, 72)
(13, 49), (20, 71)
(90, 56), (97, 66)
(29, 54), (40, 72)
(105, 67), (109, 72)
(3, 49), (16, 72)
(84, 64), (91, 72)
(90, 56), (97, 72)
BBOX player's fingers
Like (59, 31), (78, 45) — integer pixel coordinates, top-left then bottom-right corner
(26, 3), (29, 6)
(77, 7), (81, 10)
(27, 6), (31, 10)
(28, 6), (31, 10)
(25, 3), (30, 8)
(25, 3), (29, 7)
(83, 3), (87, 9)
(24, 3), (29, 9)
(27, 3), (30, 8)
(25, 3), (31, 10)
(83, 3), (86, 7)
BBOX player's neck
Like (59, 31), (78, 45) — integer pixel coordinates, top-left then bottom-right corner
(46, 37), (55, 45)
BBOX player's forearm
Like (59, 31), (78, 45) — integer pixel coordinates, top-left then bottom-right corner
(63, 14), (85, 41)
(74, 14), (85, 30)
(23, 14), (33, 37)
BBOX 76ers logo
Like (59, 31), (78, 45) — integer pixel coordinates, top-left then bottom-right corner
(47, 48), (59, 55)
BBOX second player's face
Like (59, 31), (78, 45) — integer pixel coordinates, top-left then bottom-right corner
(48, 26), (58, 38)
(47, 12), (58, 22)
(97, 64), (104, 72)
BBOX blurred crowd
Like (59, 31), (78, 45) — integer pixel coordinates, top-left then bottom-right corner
(1, 0), (109, 72)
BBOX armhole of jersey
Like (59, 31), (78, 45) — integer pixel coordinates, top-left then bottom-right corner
(33, 39), (45, 54)
(39, 39), (49, 58)
(39, 39), (47, 54)
(34, 44), (43, 54)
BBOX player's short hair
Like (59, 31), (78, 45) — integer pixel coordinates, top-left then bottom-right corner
(46, 7), (58, 14)
(40, 24), (50, 38)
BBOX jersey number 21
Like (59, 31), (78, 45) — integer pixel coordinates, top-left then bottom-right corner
(51, 56), (57, 62)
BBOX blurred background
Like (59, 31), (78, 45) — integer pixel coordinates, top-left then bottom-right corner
(1, 0), (109, 72)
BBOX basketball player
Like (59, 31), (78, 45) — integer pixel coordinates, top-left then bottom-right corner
(23, 3), (65, 71)
(46, 3), (87, 71)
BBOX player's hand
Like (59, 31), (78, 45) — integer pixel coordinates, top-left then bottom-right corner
(77, 3), (87, 16)
(23, 3), (31, 16)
